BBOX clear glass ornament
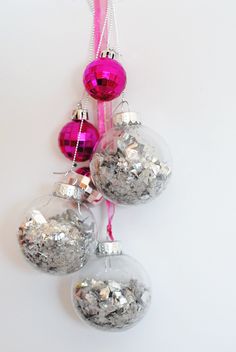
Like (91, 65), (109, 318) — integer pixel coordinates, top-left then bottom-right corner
(72, 241), (151, 331)
(17, 172), (97, 275)
(90, 111), (172, 205)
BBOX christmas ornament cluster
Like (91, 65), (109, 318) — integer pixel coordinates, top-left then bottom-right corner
(17, 1), (172, 332)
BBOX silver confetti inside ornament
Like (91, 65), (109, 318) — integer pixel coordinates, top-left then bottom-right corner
(90, 111), (172, 205)
(17, 172), (97, 275)
(72, 241), (151, 331)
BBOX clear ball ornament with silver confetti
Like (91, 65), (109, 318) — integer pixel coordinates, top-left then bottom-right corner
(72, 241), (151, 331)
(90, 111), (172, 205)
(17, 172), (97, 275)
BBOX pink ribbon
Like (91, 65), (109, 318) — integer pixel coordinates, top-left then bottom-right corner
(94, 0), (115, 240)
(106, 200), (115, 241)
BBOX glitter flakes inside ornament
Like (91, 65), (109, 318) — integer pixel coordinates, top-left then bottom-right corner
(72, 241), (151, 331)
(90, 112), (172, 205)
(74, 279), (150, 330)
(18, 194), (96, 275)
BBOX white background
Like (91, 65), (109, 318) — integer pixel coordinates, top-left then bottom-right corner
(0, 0), (236, 351)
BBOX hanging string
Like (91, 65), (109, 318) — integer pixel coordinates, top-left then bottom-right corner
(53, 1), (110, 175)
(71, 108), (85, 168)
(59, 1), (120, 239)
(95, 3), (110, 58)
(94, 0), (120, 241)
(112, 1), (120, 54)
(107, 0), (121, 56)
(104, 0), (122, 241)
(69, 0), (111, 169)
(68, 0), (115, 172)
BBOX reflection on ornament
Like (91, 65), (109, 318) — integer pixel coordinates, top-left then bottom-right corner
(83, 50), (126, 101)
(90, 111), (172, 205)
(59, 107), (99, 162)
(72, 241), (151, 331)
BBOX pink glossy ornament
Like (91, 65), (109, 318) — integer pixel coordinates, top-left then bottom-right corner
(83, 50), (126, 102)
(58, 108), (99, 162)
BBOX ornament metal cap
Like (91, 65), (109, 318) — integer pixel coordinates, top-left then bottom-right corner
(101, 49), (116, 59)
(75, 173), (103, 205)
(96, 241), (123, 256)
(53, 171), (102, 205)
(53, 182), (86, 202)
(113, 111), (141, 126)
(72, 107), (89, 121)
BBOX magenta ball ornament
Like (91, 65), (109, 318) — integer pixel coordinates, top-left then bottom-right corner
(83, 50), (127, 102)
(58, 108), (99, 162)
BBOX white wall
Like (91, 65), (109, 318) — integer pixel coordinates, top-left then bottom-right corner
(0, 0), (236, 351)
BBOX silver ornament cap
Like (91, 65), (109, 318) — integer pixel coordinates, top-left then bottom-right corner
(96, 241), (123, 256)
(53, 171), (102, 205)
(53, 182), (84, 201)
(101, 49), (116, 59)
(113, 111), (141, 127)
(74, 173), (103, 205)
(72, 107), (89, 121)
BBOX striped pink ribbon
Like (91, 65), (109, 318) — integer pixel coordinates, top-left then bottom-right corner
(94, 0), (115, 241)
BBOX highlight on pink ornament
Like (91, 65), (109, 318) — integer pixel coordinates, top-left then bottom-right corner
(83, 49), (126, 102)
(58, 105), (99, 162)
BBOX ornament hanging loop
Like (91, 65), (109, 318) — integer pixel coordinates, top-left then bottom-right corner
(113, 98), (130, 115)
(52, 169), (79, 184)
